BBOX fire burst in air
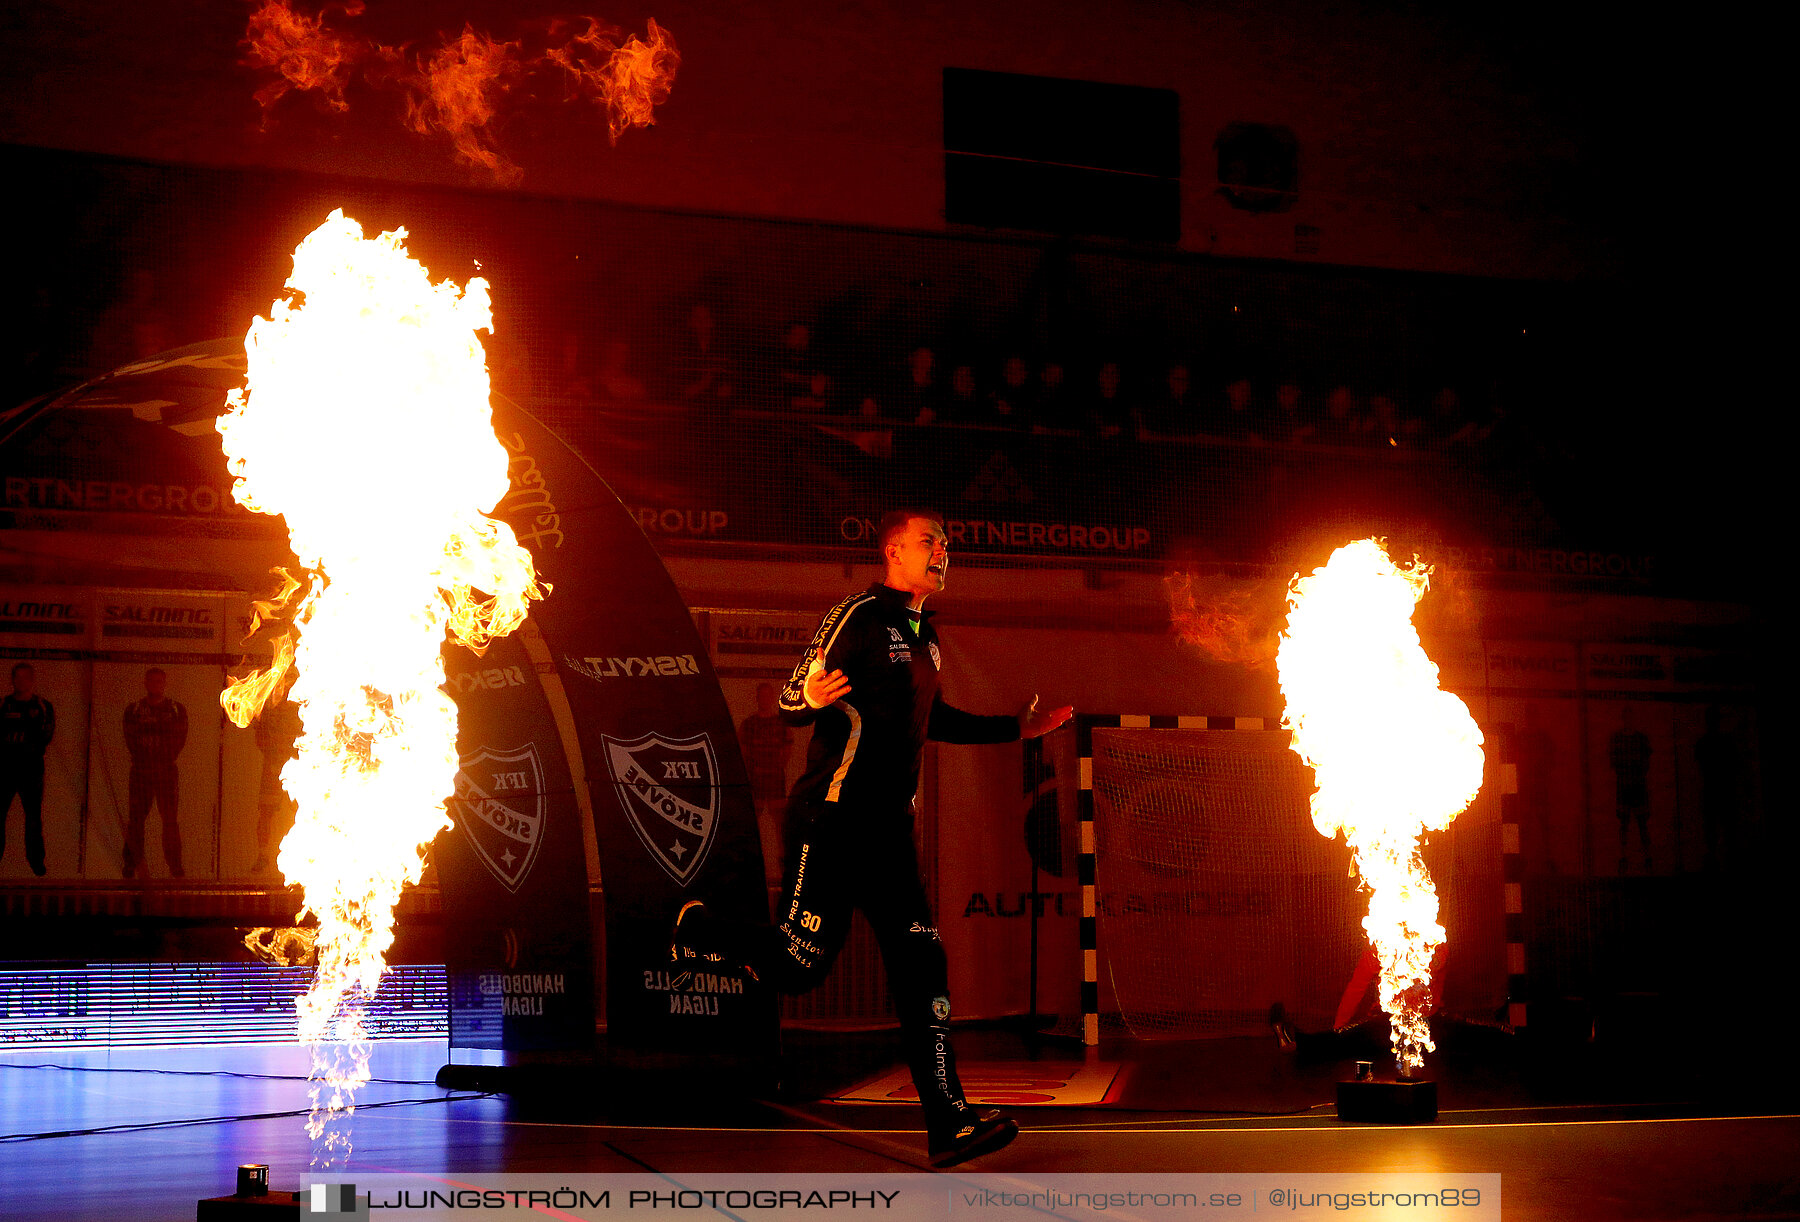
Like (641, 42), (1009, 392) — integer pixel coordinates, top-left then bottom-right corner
(1276, 538), (1483, 1074)
(243, 1), (680, 184)
(218, 210), (543, 1160)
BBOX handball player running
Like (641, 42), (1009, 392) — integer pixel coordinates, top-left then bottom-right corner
(673, 508), (1071, 1166)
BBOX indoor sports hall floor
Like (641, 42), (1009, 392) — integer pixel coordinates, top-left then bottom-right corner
(2, 1034), (1795, 1221)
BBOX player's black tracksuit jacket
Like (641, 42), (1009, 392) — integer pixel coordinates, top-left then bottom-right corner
(777, 581), (1018, 818)
(753, 582), (1017, 1134)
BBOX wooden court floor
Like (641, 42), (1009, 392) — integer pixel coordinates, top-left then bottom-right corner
(2, 1041), (1795, 1221)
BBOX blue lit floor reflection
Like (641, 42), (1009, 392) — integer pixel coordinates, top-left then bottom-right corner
(0, 1040), (511, 1221)
(2, 1038), (1797, 1222)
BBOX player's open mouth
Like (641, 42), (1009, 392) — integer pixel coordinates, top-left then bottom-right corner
(927, 563), (945, 576)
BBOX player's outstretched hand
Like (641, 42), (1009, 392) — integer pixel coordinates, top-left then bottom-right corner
(805, 649), (852, 707)
(1017, 694), (1074, 739)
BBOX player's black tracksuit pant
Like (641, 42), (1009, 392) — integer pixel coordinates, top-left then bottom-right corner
(748, 804), (967, 1127)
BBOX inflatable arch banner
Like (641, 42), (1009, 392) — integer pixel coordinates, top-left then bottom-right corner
(441, 395), (777, 1065)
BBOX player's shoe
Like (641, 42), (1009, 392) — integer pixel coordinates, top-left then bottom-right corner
(928, 1108), (1018, 1168)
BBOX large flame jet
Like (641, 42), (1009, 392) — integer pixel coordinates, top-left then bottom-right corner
(1277, 538), (1484, 1074)
(218, 209), (543, 1160)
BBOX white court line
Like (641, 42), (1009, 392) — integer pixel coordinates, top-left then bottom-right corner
(428, 1111), (1800, 1136)
(437, 1116), (936, 1136)
(1026, 1113), (1800, 1134)
(1023, 1101), (1761, 1131)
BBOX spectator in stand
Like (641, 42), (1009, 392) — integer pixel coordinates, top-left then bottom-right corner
(596, 338), (648, 402)
(86, 268), (171, 375)
(1216, 376), (1265, 444)
(1135, 361), (1197, 440)
(875, 345), (942, 424)
(1467, 386), (1514, 460)
(943, 362), (983, 425)
(1367, 393), (1419, 450)
(1032, 360), (1078, 433)
(1426, 386), (1485, 452)
(1273, 382), (1314, 445)
(792, 370), (839, 415)
(1319, 385), (1368, 447)
(675, 303), (737, 412)
(774, 322), (821, 411)
(548, 330), (598, 402)
(1085, 360), (1127, 439)
(988, 354), (1033, 430)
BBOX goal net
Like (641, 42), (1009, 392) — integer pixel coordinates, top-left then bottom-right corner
(1088, 724), (1506, 1040)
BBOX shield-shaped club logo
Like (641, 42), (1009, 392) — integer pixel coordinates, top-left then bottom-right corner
(602, 732), (720, 886)
(449, 744), (547, 893)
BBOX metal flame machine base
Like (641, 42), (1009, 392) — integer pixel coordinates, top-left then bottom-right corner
(1335, 1076), (1438, 1123)
(195, 1191), (302, 1219)
(196, 1166), (303, 1219)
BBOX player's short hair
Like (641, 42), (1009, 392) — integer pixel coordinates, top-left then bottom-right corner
(876, 508), (945, 557)
(10, 662), (32, 678)
(144, 667), (167, 681)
